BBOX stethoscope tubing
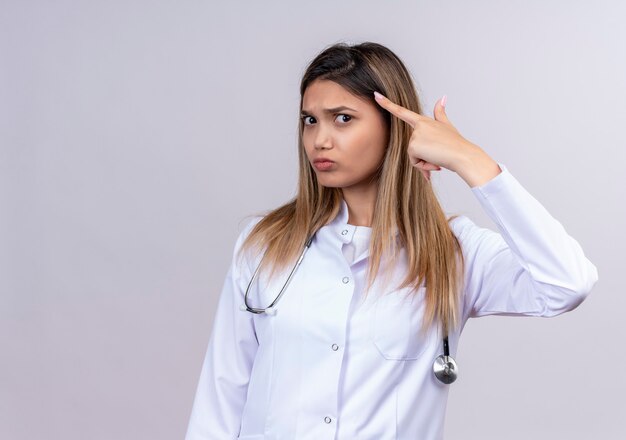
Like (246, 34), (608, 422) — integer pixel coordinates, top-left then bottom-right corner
(242, 233), (315, 314)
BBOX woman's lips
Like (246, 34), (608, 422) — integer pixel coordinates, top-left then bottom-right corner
(313, 161), (335, 171)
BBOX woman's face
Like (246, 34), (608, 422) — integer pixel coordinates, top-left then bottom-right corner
(301, 79), (389, 190)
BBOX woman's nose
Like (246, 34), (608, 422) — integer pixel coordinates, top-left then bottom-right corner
(313, 124), (333, 150)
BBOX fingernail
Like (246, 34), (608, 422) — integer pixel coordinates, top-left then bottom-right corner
(441, 95), (447, 108)
(374, 91), (385, 100)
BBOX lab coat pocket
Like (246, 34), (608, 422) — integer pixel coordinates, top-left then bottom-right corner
(373, 287), (432, 360)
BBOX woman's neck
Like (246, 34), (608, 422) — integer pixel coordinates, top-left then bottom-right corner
(341, 184), (377, 227)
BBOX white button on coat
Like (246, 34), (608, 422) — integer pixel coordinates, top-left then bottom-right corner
(185, 163), (598, 440)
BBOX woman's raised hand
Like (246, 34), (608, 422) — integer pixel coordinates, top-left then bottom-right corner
(373, 91), (485, 182)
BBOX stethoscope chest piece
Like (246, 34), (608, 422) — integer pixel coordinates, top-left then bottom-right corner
(433, 354), (458, 384)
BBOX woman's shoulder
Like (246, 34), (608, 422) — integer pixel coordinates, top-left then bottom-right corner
(446, 213), (473, 237)
(230, 214), (266, 273)
(446, 212), (503, 257)
(237, 214), (265, 236)
(233, 214), (265, 253)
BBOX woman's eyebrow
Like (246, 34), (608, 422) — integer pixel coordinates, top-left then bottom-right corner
(300, 105), (358, 115)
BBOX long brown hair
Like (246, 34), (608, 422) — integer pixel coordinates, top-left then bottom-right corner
(237, 41), (465, 336)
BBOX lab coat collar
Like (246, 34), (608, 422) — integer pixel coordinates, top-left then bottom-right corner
(326, 198), (400, 246)
(325, 198), (354, 245)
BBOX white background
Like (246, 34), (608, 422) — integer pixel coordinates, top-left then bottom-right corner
(1, 1), (624, 438)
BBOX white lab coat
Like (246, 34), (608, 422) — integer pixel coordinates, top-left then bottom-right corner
(185, 163), (598, 440)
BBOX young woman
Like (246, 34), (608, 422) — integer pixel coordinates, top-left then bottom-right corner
(185, 42), (598, 440)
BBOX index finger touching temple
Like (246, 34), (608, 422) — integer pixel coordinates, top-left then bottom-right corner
(373, 91), (422, 128)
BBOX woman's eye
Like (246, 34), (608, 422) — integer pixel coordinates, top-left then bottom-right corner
(336, 114), (352, 124)
(301, 114), (351, 125)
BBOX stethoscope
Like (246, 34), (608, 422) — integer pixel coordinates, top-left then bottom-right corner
(238, 230), (458, 385)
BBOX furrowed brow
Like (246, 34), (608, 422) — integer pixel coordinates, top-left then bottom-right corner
(300, 106), (358, 115)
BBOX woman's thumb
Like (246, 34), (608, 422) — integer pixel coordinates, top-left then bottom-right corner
(434, 95), (451, 125)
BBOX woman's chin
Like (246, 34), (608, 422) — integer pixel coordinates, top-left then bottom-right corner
(316, 177), (346, 189)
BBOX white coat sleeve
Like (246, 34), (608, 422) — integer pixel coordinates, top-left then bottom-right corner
(450, 163), (599, 319)
(185, 217), (262, 440)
